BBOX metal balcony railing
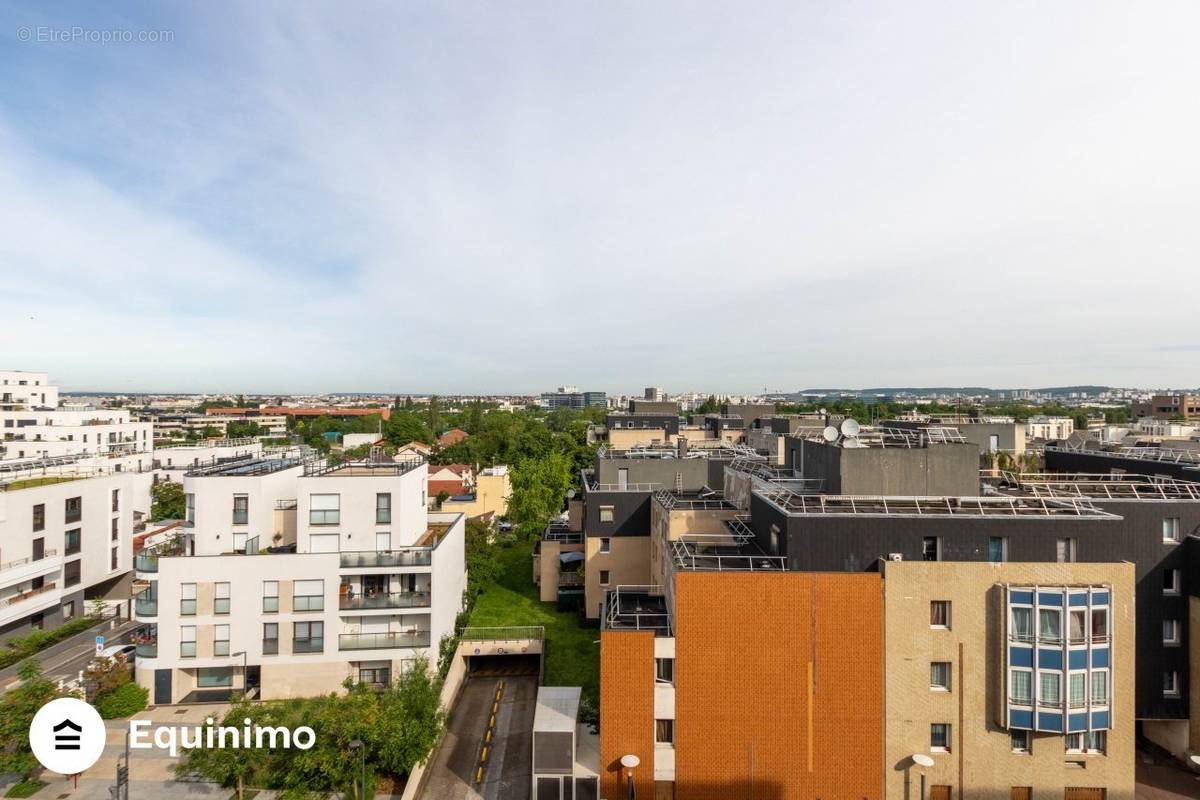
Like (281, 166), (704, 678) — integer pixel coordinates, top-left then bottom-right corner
(338, 631), (431, 650)
(0, 582), (57, 609)
(0, 550), (58, 572)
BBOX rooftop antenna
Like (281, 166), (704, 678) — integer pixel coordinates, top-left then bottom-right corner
(840, 418), (861, 438)
(821, 426), (839, 443)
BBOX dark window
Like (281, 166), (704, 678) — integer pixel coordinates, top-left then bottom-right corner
(32, 504), (44, 532)
(655, 719), (674, 744)
(923, 536), (940, 561)
(293, 621), (324, 653)
(111, 517), (119, 541)
(655, 658), (674, 684)
(358, 666), (390, 686)
(111, 489), (120, 512)
(64, 560), (81, 587)
(263, 623), (279, 654)
(64, 529), (81, 556)
(232, 495), (248, 525)
(599, 570), (610, 585)
(376, 493), (391, 524)
(110, 547), (118, 570)
(64, 497), (82, 524)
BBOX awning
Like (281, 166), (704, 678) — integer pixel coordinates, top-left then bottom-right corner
(559, 551), (585, 564)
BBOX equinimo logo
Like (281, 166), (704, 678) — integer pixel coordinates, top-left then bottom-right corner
(29, 697), (107, 775)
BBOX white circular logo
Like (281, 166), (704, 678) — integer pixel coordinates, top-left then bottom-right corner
(29, 697), (107, 775)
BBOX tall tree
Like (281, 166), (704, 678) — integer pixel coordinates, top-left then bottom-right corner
(0, 661), (65, 779)
(427, 396), (440, 434)
(151, 479), (186, 520)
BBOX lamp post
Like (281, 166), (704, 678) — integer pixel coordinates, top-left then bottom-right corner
(911, 753), (934, 800)
(349, 739), (366, 800)
(619, 754), (640, 800)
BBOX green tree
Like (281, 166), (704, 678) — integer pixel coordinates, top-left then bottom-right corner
(695, 395), (720, 414)
(0, 661), (65, 778)
(151, 479), (186, 520)
(508, 450), (572, 536)
(467, 399), (484, 434)
(236, 394), (246, 408)
(384, 411), (434, 446)
(175, 695), (263, 799)
(464, 519), (500, 605)
(427, 396), (440, 435)
(226, 420), (261, 438)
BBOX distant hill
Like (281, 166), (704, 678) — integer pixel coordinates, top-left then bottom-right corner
(783, 385), (1116, 400)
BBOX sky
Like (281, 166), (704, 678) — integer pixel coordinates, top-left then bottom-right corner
(1, 2), (1199, 394)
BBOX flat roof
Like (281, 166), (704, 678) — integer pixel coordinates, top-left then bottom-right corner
(534, 687), (581, 733)
(997, 472), (1200, 501)
(186, 455), (310, 477)
(758, 490), (1119, 518)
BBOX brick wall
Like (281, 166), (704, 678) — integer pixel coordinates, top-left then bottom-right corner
(600, 630), (657, 799)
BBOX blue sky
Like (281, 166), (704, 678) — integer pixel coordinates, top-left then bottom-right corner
(2, 2), (1198, 393)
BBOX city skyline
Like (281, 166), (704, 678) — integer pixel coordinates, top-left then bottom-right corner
(4, 2), (1200, 391)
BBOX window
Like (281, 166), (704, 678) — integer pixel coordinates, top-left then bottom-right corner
(111, 517), (119, 542)
(293, 579), (324, 611)
(232, 494), (249, 525)
(1164, 568), (1181, 595)
(930, 723), (951, 752)
(64, 560), (81, 587)
(214, 583), (231, 615)
(599, 570), (610, 586)
(1163, 517), (1181, 542)
(1066, 732), (1106, 754)
(110, 546), (118, 571)
(1068, 610), (1085, 644)
(1038, 608), (1061, 642)
(293, 621), (324, 653)
(655, 719), (674, 745)
(1010, 670), (1032, 704)
(1056, 538), (1076, 563)
(186, 493), (195, 524)
(32, 504), (44, 532)
(1010, 730), (1030, 753)
(930, 662), (951, 692)
(599, 505), (614, 523)
(1068, 673), (1085, 708)
(65, 496), (82, 524)
(263, 623), (279, 654)
(197, 667), (232, 688)
(930, 601), (951, 628)
(922, 536), (940, 561)
(1010, 607), (1032, 640)
(358, 666), (391, 687)
(309, 494), (340, 525)
(64, 529), (81, 556)
(263, 581), (279, 612)
(375, 532), (391, 551)
(181, 626), (196, 658)
(600, 538), (611, 553)
(214, 624), (230, 656)
(1039, 672), (1061, 707)
(1091, 608), (1107, 641)
(111, 489), (120, 512)
(655, 658), (674, 684)
(376, 493), (391, 524)
(1163, 619), (1181, 646)
(988, 537), (1006, 563)
(181, 583), (197, 615)
(1164, 671), (1181, 697)
(1091, 671), (1108, 704)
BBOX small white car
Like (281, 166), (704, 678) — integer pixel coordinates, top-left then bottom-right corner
(99, 643), (137, 661)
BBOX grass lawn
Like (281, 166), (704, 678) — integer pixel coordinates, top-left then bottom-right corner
(468, 538), (598, 701)
(2, 476), (80, 492)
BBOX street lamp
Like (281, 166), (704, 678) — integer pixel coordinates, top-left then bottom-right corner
(911, 753), (934, 800)
(349, 739), (366, 800)
(620, 754), (640, 800)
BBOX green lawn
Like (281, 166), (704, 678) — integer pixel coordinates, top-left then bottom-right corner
(468, 539), (598, 702)
(2, 476), (80, 492)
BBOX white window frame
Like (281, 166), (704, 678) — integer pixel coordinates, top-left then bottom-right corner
(1164, 671), (1181, 698)
(1163, 517), (1181, 542)
(930, 600), (951, 629)
(1164, 568), (1181, 596)
(180, 625), (196, 658)
(599, 505), (614, 523)
(1038, 671), (1061, 707)
(1163, 619), (1181, 647)
(1090, 669), (1108, 705)
(375, 532), (391, 552)
(930, 723), (951, 753)
(214, 624), (230, 656)
(1010, 668), (1033, 705)
(1010, 729), (1030, 754)
(930, 662), (951, 692)
(263, 580), (279, 613)
(309, 493), (341, 525)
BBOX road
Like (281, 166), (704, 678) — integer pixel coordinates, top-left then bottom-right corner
(421, 675), (537, 800)
(0, 618), (138, 690)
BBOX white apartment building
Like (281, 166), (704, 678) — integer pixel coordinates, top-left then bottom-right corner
(1026, 415), (1076, 441)
(0, 371), (152, 472)
(153, 439), (264, 474)
(133, 454), (466, 703)
(0, 462), (145, 639)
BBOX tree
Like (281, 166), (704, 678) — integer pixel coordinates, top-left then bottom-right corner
(464, 519), (501, 605)
(236, 394), (246, 408)
(151, 479), (186, 521)
(175, 695), (263, 800)
(508, 450), (573, 536)
(0, 660), (66, 778)
(467, 399), (484, 434)
(695, 395), (720, 414)
(427, 396), (440, 435)
(384, 411), (434, 446)
(226, 420), (261, 438)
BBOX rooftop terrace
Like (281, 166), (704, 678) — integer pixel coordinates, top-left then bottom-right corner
(758, 490), (1118, 518)
(996, 472), (1200, 501)
(305, 457), (424, 478)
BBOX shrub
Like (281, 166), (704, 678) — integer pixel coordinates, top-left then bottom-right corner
(0, 616), (101, 670)
(5, 779), (45, 798)
(94, 682), (148, 719)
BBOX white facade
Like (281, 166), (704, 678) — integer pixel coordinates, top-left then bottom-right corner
(0, 371), (152, 472)
(134, 455), (467, 703)
(153, 439), (264, 473)
(1026, 416), (1075, 440)
(0, 466), (145, 636)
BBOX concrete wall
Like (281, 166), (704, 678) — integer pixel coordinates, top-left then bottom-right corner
(585, 535), (651, 620)
(787, 439), (979, 496)
(881, 561), (1135, 800)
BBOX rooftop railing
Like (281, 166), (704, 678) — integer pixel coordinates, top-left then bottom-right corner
(460, 626), (545, 642)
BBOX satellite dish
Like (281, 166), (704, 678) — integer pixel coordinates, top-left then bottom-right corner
(818, 408), (827, 416)
(912, 753), (935, 767)
(822, 426), (839, 442)
(840, 418), (861, 438)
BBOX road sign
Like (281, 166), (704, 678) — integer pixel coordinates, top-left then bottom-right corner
(95, 636), (104, 656)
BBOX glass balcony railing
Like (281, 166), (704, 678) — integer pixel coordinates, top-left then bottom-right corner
(338, 631), (431, 651)
(134, 592), (158, 617)
(135, 643), (157, 658)
(292, 638), (325, 654)
(339, 591), (431, 611)
(339, 550), (432, 569)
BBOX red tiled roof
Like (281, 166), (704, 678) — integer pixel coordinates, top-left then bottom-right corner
(437, 428), (469, 447)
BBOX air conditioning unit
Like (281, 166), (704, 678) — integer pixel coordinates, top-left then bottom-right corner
(889, 553), (904, 562)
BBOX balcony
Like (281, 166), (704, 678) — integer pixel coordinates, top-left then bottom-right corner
(0, 550), (62, 587)
(339, 550), (432, 569)
(340, 591), (431, 611)
(134, 591), (158, 617)
(338, 631), (431, 651)
(292, 638), (325, 654)
(0, 582), (58, 614)
(135, 642), (158, 658)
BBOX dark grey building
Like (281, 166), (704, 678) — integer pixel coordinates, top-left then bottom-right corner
(540, 390), (606, 409)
